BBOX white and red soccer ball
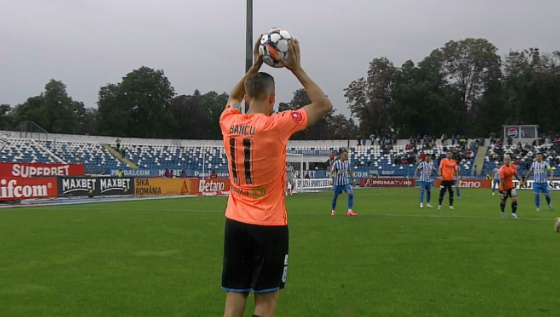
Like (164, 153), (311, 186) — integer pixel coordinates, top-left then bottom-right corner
(259, 28), (294, 68)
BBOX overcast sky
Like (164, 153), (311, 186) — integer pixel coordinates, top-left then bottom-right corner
(1, 0), (559, 118)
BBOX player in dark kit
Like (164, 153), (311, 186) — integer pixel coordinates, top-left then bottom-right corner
(219, 38), (332, 317)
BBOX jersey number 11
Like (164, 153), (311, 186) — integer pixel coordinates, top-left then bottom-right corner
(229, 138), (253, 185)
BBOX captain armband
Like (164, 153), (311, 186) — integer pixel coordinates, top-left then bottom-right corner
(225, 103), (241, 111)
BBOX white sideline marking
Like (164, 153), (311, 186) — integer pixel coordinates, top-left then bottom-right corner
(11, 205), (555, 221)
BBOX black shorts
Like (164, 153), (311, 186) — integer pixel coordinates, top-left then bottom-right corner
(500, 188), (517, 200)
(440, 180), (454, 188)
(222, 218), (289, 293)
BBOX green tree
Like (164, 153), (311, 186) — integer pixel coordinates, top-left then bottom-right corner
(344, 57), (396, 137)
(198, 91), (229, 139)
(501, 49), (560, 132)
(172, 90), (228, 140)
(41, 79), (79, 133)
(326, 114), (355, 139)
(97, 67), (176, 138)
(12, 96), (47, 129)
(0, 105), (13, 130)
(438, 38), (501, 133)
(284, 88), (336, 140)
(96, 84), (130, 136)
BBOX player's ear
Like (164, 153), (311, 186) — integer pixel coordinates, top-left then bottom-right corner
(244, 95), (250, 105)
(269, 94), (275, 106)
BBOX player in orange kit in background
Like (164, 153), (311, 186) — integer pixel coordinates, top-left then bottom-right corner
(499, 155), (524, 219)
(219, 37), (332, 317)
(438, 151), (459, 210)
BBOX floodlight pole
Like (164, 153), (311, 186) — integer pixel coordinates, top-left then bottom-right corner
(244, 0), (253, 113)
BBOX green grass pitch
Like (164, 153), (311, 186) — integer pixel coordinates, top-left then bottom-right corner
(1, 188), (559, 317)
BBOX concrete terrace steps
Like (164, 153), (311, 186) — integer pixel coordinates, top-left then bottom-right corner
(100, 143), (138, 169)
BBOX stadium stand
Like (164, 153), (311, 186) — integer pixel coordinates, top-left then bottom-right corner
(483, 142), (560, 178)
(39, 140), (122, 174)
(1, 138), (58, 164)
(350, 145), (476, 177)
(0, 131), (483, 178)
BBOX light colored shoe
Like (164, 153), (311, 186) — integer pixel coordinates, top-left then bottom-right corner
(549, 204), (553, 211)
(331, 211), (336, 216)
(420, 203), (424, 209)
(427, 204), (433, 208)
(536, 208), (540, 212)
(511, 214), (519, 219)
(502, 212), (506, 218)
(492, 192), (495, 196)
(449, 206), (455, 210)
(437, 206), (442, 210)
(347, 211), (357, 217)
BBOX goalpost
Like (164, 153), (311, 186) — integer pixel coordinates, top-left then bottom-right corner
(286, 152), (333, 193)
(286, 153), (304, 193)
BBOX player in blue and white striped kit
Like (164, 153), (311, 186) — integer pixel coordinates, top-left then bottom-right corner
(491, 164), (501, 196)
(524, 153), (554, 211)
(330, 149), (357, 216)
(414, 154), (439, 208)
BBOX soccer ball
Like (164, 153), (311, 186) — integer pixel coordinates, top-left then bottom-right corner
(555, 217), (560, 233)
(259, 28), (294, 68)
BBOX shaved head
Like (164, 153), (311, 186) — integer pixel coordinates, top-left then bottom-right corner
(245, 72), (275, 100)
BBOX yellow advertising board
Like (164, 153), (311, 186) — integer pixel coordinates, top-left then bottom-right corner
(134, 178), (192, 197)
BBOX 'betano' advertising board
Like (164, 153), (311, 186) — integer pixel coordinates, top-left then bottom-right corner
(0, 163), (85, 178)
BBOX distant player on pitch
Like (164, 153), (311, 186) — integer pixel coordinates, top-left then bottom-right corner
(219, 38), (332, 317)
(285, 162), (296, 196)
(491, 164), (501, 196)
(414, 154), (439, 208)
(499, 155), (524, 219)
(523, 152), (553, 211)
(330, 149), (357, 216)
(438, 151), (459, 210)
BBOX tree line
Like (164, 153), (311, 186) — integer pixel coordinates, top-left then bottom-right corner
(1, 38), (559, 140)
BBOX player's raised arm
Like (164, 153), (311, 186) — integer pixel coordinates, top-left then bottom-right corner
(224, 37), (263, 109)
(279, 40), (333, 127)
(548, 163), (554, 183)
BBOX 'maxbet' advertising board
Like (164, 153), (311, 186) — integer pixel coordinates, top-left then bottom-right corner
(0, 177), (58, 201)
(57, 177), (134, 196)
(0, 163), (85, 178)
(360, 178), (415, 188)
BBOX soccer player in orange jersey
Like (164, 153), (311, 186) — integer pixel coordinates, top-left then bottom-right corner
(499, 155), (524, 219)
(438, 151), (459, 209)
(219, 38), (332, 317)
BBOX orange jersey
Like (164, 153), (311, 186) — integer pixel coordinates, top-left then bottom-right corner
(439, 158), (457, 181)
(220, 106), (308, 226)
(499, 164), (518, 191)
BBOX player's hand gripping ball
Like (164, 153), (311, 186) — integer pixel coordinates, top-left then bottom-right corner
(259, 28), (294, 68)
